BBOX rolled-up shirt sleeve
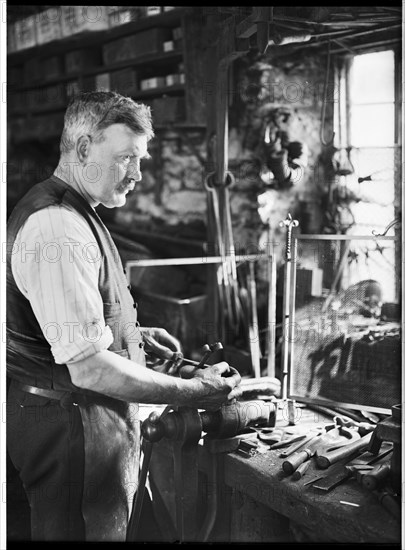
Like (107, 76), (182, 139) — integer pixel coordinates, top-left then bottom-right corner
(11, 205), (114, 364)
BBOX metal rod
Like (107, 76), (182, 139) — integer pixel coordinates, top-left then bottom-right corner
(266, 240), (277, 378)
(125, 254), (262, 268)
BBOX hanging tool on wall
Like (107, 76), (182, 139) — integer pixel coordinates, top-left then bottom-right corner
(320, 40), (335, 147)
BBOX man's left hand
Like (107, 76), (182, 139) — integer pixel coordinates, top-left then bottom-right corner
(141, 327), (183, 375)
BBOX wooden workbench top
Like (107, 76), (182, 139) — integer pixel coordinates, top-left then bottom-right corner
(223, 450), (400, 543)
(146, 402), (401, 544)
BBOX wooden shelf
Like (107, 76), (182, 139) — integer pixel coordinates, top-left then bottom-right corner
(7, 7), (207, 136)
(133, 84), (185, 100)
(7, 8), (186, 66)
(11, 50), (183, 92)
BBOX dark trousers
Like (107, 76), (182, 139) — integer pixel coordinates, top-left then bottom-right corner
(7, 381), (86, 541)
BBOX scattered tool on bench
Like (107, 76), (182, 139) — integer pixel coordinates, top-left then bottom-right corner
(316, 431), (373, 469)
(312, 445), (393, 492)
(282, 424), (359, 475)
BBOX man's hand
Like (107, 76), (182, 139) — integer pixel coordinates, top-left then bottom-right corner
(181, 361), (242, 411)
(141, 327), (183, 375)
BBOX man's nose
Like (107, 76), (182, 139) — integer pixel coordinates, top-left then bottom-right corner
(127, 161), (142, 181)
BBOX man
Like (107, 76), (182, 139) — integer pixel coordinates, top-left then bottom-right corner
(6, 91), (241, 542)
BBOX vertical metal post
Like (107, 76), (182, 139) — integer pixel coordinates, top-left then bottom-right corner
(279, 214), (299, 401)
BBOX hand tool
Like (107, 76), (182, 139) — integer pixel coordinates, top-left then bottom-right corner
(311, 446), (392, 492)
(179, 342), (224, 378)
(197, 342), (223, 368)
(377, 491), (401, 521)
(282, 425), (357, 475)
(282, 426), (340, 475)
(361, 463), (391, 491)
(316, 431), (373, 469)
(279, 426), (327, 458)
(268, 433), (307, 449)
(312, 463), (374, 492)
(291, 460), (311, 481)
(333, 415), (376, 437)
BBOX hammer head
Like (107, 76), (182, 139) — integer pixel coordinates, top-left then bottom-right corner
(210, 342), (223, 352)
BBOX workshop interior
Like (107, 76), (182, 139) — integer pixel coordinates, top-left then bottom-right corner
(5, 5), (403, 544)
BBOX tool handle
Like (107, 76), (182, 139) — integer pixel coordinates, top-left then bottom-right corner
(291, 460), (310, 481)
(316, 432), (372, 469)
(282, 449), (310, 475)
(378, 492), (401, 521)
(362, 463), (391, 491)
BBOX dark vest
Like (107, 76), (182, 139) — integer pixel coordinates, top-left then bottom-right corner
(6, 175), (146, 391)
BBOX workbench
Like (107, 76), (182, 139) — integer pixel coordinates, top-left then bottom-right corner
(143, 403), (401, 544)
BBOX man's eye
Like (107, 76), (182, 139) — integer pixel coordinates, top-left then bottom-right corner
(122, 155), (131, 162)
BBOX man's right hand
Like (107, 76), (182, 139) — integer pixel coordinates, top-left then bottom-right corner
(180, 361), (241, 411)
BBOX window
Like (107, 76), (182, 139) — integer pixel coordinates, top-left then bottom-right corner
(334, 49), (401, 302)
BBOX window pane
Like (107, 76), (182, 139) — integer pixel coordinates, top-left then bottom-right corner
(350, 104), (395, 146)
(351, 50), (395, 104)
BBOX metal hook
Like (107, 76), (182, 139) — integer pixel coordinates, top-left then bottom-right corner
(320, 41), (335, 147)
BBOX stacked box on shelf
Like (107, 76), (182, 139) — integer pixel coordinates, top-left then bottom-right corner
(23, 58), (42, 84)
(27, 84), (66, 111)
(65, 49), (102, 75)
(138, 7), (162, 18)
(8, 66), (23, 87)
(14, 15), (37, 51)
(31, 113), (65, 139)
(95, 73), (111, 91)
(103, 28), (169, 64)
(9, 116), (28, 142)
(42, 56), (64, 82)
(7, 91), (23, 114)
(36, 8), (62, 45)
(140, 77), (166, 91)
(152, 96), (185, 124)
(7, 23), (17, 53)
(66, 81), (81, 100)
(61, 6), (109, 38)
(108, 7), (139, 28)
(81, 74), (111, 92)
(110, 68), (138, 95)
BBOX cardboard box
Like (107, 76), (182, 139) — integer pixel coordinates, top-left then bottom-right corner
(8, 66), (23, 87)
(23, 58), (42, 84)
(103, 28), (167, 64)
(36, 8), (62, 45)
(7, 23), (17, 53)
(66, 80), (81, 99)
(152, 96), (185, 124)
(110, 68), (138, 95)
(108, 8), (139, 27)
(65, 49), (101, 75)
(14, 16), (37, 51)
(61, 6), (109, 38)
(165, 73), (181, 86)
(42, 56), (63, 81)
(163, 40), (174, 52)
(138, 7), (162, 18)
(95, 73), (111, 91)
(140, 77), (166, 91)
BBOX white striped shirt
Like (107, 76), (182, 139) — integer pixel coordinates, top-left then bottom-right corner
(11, 204), (114, 365)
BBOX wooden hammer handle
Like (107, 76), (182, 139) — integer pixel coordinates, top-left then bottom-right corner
(316, 432), (373, 469)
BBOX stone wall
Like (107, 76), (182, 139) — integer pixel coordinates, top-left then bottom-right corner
(113, 47), (332, 316)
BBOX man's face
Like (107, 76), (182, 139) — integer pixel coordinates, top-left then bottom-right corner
(83, 123), (149, 208)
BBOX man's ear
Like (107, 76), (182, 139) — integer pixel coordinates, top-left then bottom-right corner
(76, 135), (91, 163)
